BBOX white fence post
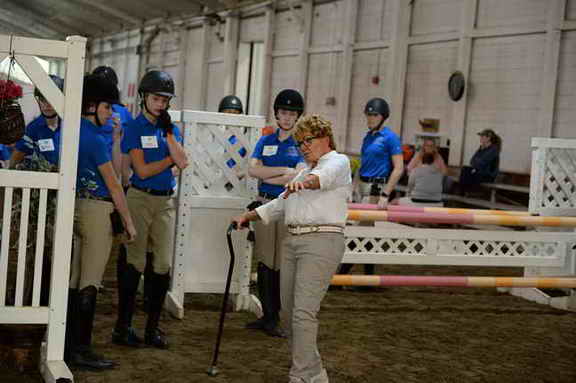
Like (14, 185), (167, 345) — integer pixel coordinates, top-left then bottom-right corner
(0, 33), (86, 383)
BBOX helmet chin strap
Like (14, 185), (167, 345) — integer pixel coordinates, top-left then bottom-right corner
(369, 117), (385, 132)
(141, 93), (171, 120)
(41, 111), (58, 119)
(85, 101), (104, 126)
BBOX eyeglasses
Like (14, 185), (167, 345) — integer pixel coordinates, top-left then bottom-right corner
(295, 135), (321, 148)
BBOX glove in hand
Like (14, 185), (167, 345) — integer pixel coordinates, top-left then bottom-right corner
(158, 110), (173, 136)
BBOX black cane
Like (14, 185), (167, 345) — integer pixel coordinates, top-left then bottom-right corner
(207, 222), (240, 377)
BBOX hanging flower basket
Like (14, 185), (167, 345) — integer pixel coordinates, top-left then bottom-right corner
(0, 79), (25, 145)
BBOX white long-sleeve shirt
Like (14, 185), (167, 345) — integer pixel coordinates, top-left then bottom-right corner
(256, 150), (351, 226)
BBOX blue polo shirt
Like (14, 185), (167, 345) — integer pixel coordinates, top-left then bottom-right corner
(77, 118), (112, 198)
(14, 116), (62, 166)
(121, 113), (182, 191)
(359, 127), (402, 179)
(251, 129), (303, 197)
(101, 104), (134, 154)
(0, 145), (12, 162)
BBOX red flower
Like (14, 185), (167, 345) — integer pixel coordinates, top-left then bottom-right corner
(0, 79), (23, 101)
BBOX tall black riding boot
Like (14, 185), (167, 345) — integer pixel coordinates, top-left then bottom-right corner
(245, 262), (269, 330)
(142, 252), (154, 313)
(112, 263), (143, 347)
(144, 271), (170, 349)
(264, 268), (285, 338)
(70, 286), (115, 370)
(246, 263), (285, 338)
(116, 244), (127, 289)
(64, 289), (78, 363)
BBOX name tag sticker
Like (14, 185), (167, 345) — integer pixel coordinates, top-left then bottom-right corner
(141, 136), (159, 149)
(263, 145), (278, 156)
(38, 139), (55, 152)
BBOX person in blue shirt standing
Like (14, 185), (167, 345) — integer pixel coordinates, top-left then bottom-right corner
(218, 95), (248, 178)
(10, 75), (65, 168)
(246, 89), (305, 337)
(341, 97), (404, 277)
(113, 70), (188, 350)
(66, 74), (137, 371)
(92, 66), (134, 178)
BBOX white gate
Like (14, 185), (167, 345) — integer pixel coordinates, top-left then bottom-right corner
(0, 35), (85, 382)
(166, 111), (264, 319)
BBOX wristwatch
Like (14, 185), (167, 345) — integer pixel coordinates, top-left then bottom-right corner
(381, 191), (389, 200)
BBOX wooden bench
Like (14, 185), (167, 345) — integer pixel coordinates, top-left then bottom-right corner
(394, 184), (527, 211)
(479, 182), (530, 207)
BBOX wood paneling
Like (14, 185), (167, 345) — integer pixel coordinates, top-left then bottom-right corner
(466, 35), (545, 173)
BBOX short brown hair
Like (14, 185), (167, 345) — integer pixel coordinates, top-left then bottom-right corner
(293, 114), (336, 150)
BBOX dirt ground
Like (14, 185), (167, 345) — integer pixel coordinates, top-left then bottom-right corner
(3, 260), (576, 383)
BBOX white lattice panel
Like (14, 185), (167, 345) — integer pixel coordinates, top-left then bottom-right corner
(530, 138), (576, 216)
(169, 111), (265, 318)
(343, 227), (572, 269)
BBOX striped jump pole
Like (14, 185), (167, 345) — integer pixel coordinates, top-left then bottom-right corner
(332, 275), (576, 289)
(346, 210), (576, 227)
(348, 203), (530, 216)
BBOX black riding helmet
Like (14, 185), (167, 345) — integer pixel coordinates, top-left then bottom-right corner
(34, 74), (64, 119)
(273, 89), (304, 118)
(82, 74), (120, 126)
(364, 97), (390, 121)
(218, 95), (243, 113)
(138, 70), (175, 98)
(92, 66), (118, 86)
(34, 74), (64, 99)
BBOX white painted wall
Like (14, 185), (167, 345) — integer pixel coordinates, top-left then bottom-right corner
(554, 30), (576, 139)
(87, 0), (576, 174)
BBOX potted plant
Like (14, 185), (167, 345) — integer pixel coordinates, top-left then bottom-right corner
(0, 77), (25, 144)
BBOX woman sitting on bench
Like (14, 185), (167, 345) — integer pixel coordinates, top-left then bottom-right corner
(398, 153), (444, 206)
(459, 129), (501, 194)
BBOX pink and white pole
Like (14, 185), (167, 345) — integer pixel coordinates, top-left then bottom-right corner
(346, 209), (576, 227)
(348, 203), (529, 216)
(332, 275), (576, 288)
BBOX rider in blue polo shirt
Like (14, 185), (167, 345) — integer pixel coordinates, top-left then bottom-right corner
(66, 74), (136, 372)
(246, 89), (305, 337)
(342, 97), (404, 278)
(92, 66), (134, 178)
(11, 75), (64, 168)
(113, 70), (188, 350)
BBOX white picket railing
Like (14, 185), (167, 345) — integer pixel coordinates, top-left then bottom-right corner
(0, 34), (85, 383)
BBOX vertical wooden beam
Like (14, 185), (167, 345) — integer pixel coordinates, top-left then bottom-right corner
(338, 0), (358, 151)
(387, 0), (411, 136)
(298, 0), (313, 95)
(159, 25), (167, 70)
(199, 19), (211, 110)
(448, 0), (477, 166)
(258, 4), (276, 117)
(539, 0), (565, 138)
(177, 26), (190, 109)
(46, 35), (86, 362)
(223, 12), (240, 95)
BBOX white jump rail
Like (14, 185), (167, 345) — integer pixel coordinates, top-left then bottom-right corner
(343, 227), (572, 270)
(166, 110), (264, 319)
(0, 34), (86, 382)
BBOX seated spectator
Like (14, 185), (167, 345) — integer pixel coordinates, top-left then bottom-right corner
(397, 153), (443, 206)
(406, 138), (447, 175)
(459, 129), (501, 193)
